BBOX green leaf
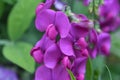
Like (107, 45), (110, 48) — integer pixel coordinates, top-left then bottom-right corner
(2, 0), (17, 5)
(85, 58), (93, 80)
(105, 65), (112, 80)
(111, 30), (120, 58)
(3, 42), (35, 73)
(8, 0), (42, 41)
(67, 69), (76, 80)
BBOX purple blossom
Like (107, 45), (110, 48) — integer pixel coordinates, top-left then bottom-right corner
(88, 29), (98, 58)
(59, 15), (91, 57)
(35, 0), (71, 39)
(30, 0), (114, 80)
(98, 0), (120, 32)
(0, 67), (18, 80)
(30, 34), (54, 64)
(35, 64), (70, 80)
(44, 43), (62, 69)
(36, 0), (55, 14)
(88, 29), (111, 58)
(58, 16), (90, 80)
(98, 32), (111, 56)
(71, 57), (87, 80)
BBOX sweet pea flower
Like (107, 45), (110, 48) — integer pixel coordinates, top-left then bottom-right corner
(30, 34), (54, 64)
(98, 0), (120, 32)
(0, 67), (18, 80)
(72, 57), (87, 80)
(36, 0), (55, 14)
(88, 29), (98, 58)
(35, 64), (70, 80)
(59, 17), (89, 80)
(88, 29), (111, 58)
(59, 15), (91, 57)
(35, 0), (71, 39)
(98, 32), (111, 56)
(44, 43), (63, 69)
(31, 0), (114, 80)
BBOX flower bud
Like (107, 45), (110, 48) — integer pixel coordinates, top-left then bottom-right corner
(31, 47), (43, 64)
(81, 49), (89, 57)
(46, 24), (58, 40)
(36, 3), (44, 15)
(77, 74), (85, 80)
(62, 56), (71, 68)
(74, 37), (88, 50)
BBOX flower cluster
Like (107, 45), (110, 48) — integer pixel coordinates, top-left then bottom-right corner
(98, 0), (120, 32)
(30, 0), (120, 80)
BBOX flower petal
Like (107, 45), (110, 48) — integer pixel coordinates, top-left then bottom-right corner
(59, 36), (75, 56)
(44, 44), (62, 69)
(55, 11), (71, 38)
(53, 64), (69, 80)
(30, 46), (43, 64)
(35, 66), (52, 80)
(98, 32), (111, 55)
(88, 29), (98, 58)
(71, 23), (89, 39)
(72, 57), (87, 75)
(35, 34), (54, 51)
(46, 24), (58, 40)
(36, 3), (45, 15)
(89, 29), (98, 44)
(45, 0), (55, 8)
(35, 9), (56, 32)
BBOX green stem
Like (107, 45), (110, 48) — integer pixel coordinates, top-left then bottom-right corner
(92, 0), (96, 28)
(105, 65), (112, 80)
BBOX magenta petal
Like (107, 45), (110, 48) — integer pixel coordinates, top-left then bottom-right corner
(89, 47), (98, 58)
(36, 0), (55, 15)
(36, 3), (45, 15)
(71, 23), (89, 39)
(60, 36), (75, 56)
(35, 9), (56, 32)
(98, 32), (111, 55)
(77, 74), (85, 80)
(44, 44), (62, 69)
(35, 34), (54, 51)
(72, 57), (87, 75)
(88, 29), (98, 58)
(31, 47), (43, 64)
(55, 11), (71, 38)
(46, 24), (58, 40)
(76, 14), (88, 21)
(45, 0), (55, 8)
(53, 64), (69, 80)
(89, 29), (98, 44)
(35, 66), (52, 80)
(62, 56), (71, 68)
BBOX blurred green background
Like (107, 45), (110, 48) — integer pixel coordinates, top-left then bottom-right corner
(0, 0), (120, 80)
